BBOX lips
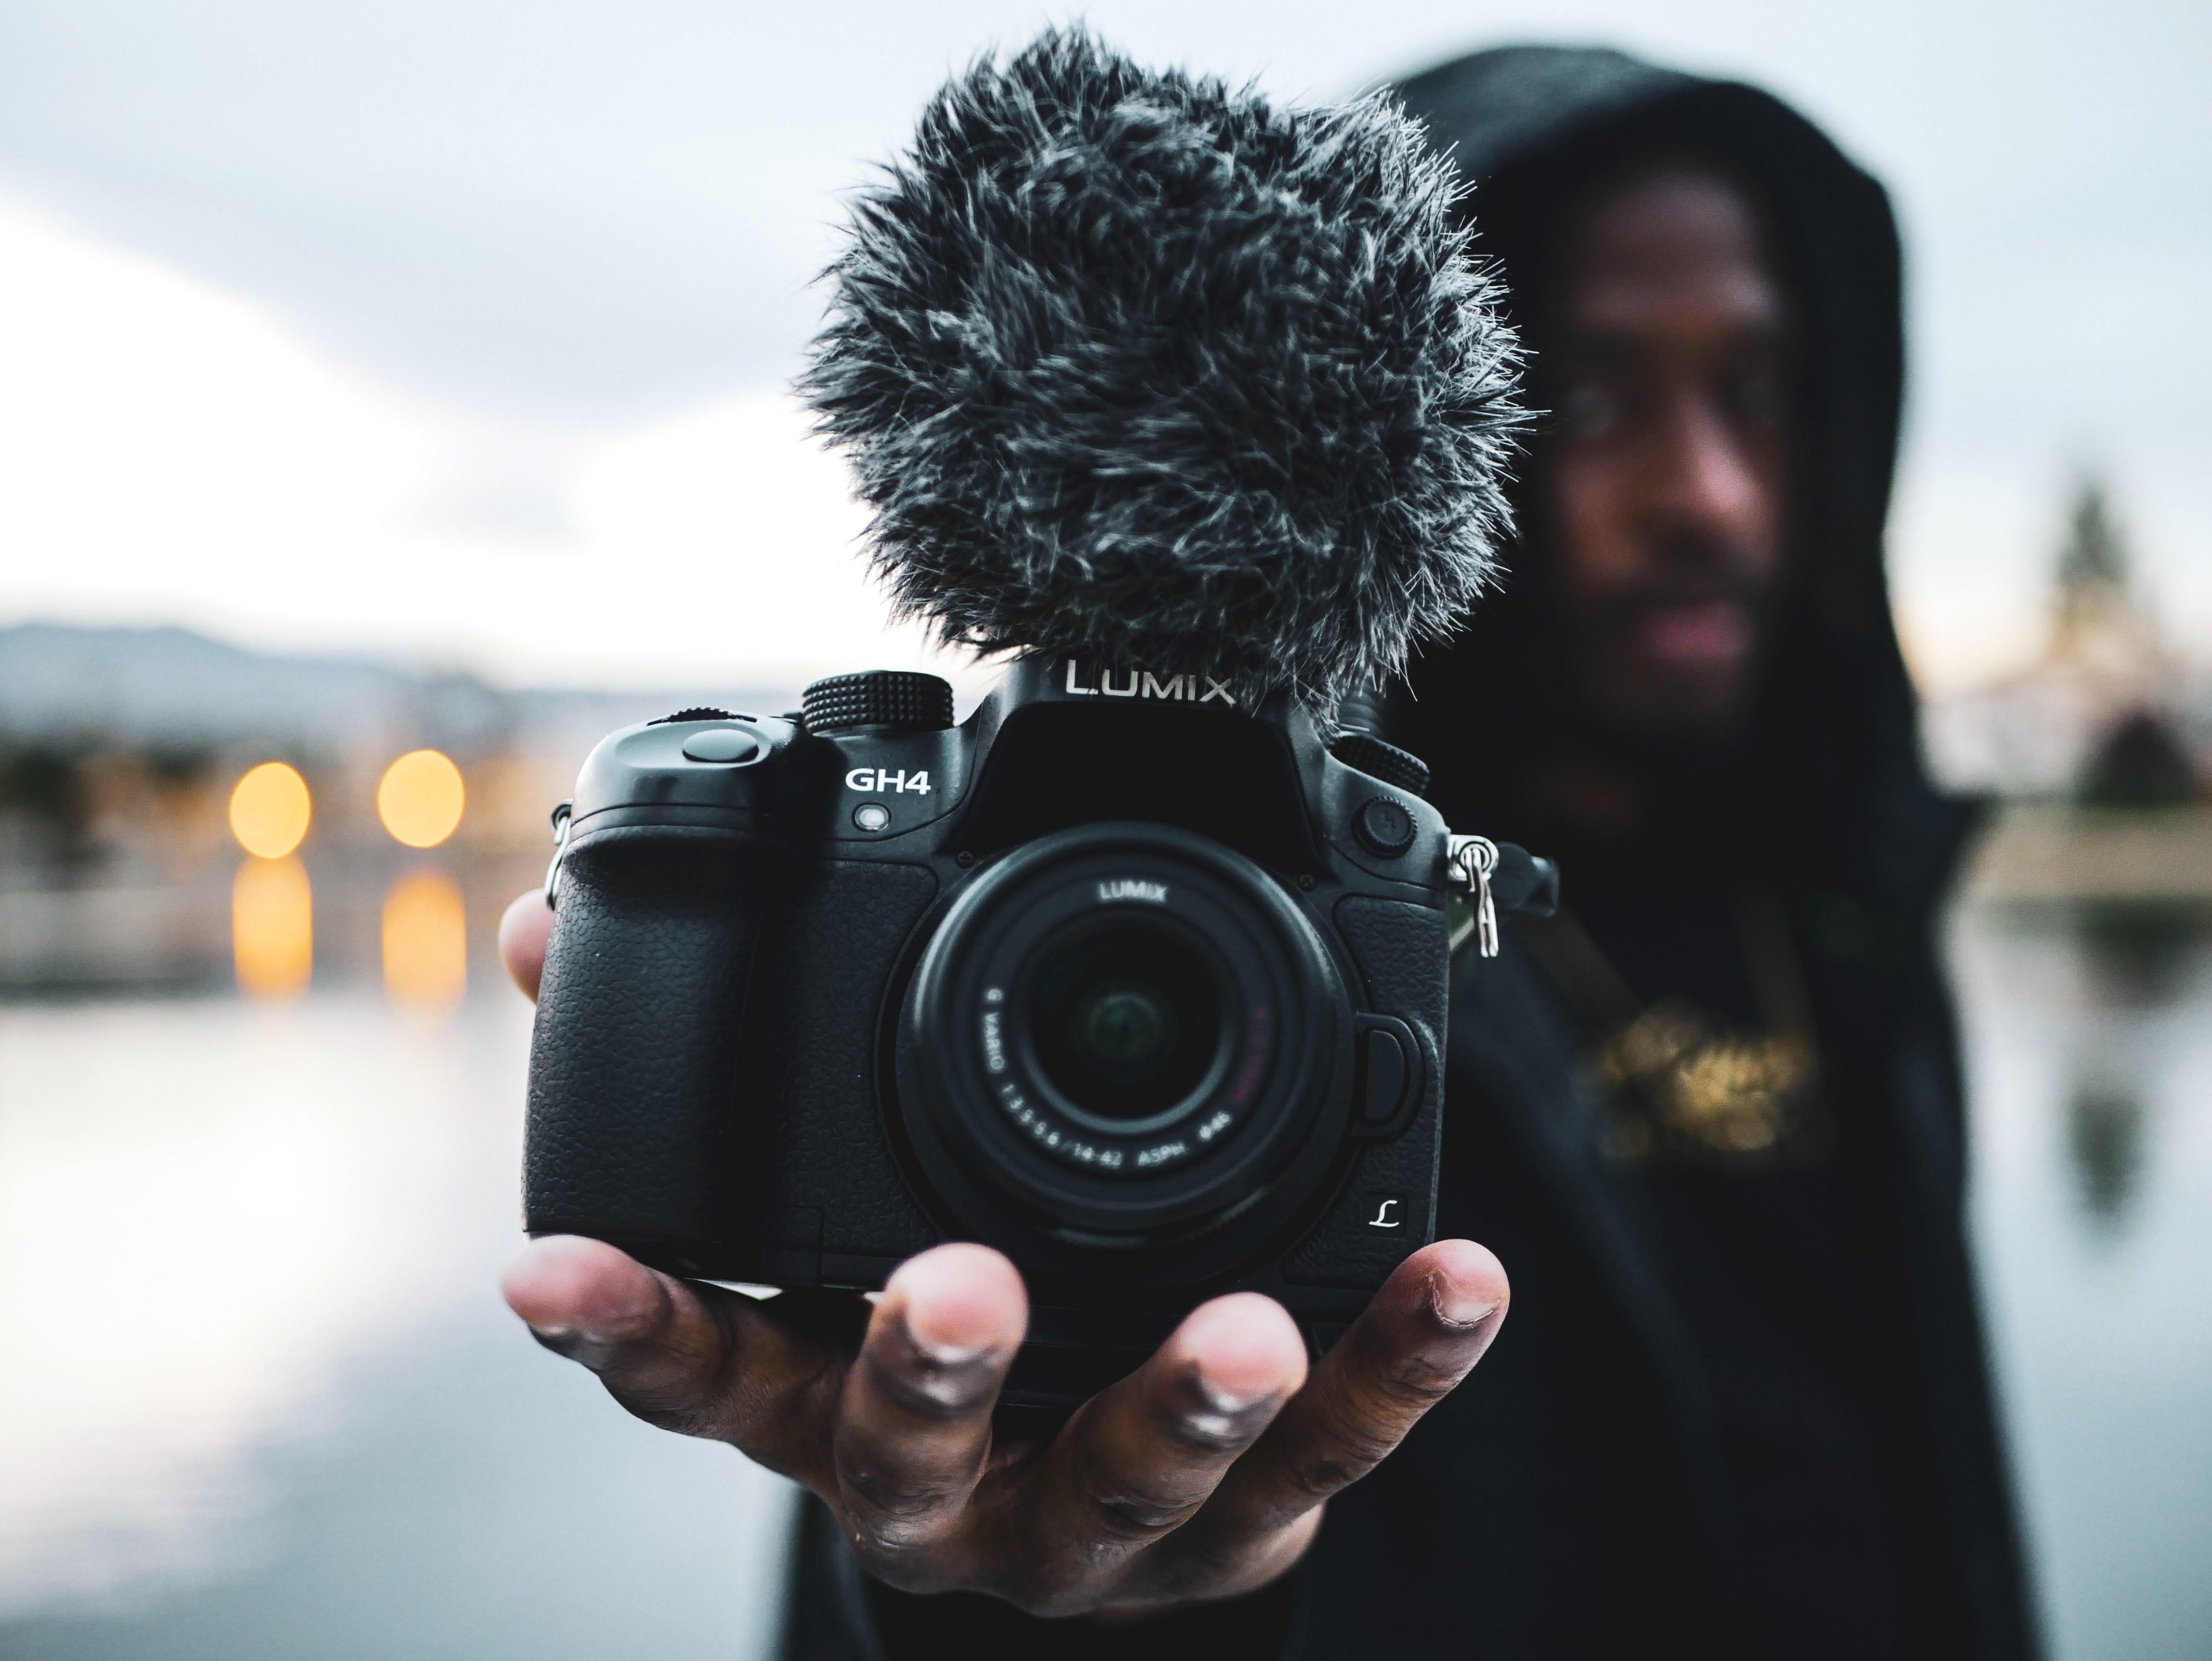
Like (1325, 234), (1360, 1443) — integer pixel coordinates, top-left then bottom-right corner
(1638, 598), (1753, 667)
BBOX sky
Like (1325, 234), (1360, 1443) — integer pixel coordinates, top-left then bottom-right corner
(0, 0), (2205, 696)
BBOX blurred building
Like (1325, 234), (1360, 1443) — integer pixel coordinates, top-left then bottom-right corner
(1926, 483), (2209, 801)
(0, 622), (794, 995)
(1926, 484), (2212, 921)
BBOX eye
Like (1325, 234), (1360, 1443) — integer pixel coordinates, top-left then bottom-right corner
(1558, 380), (1620, 441)
(1722, 368), (1788, 433)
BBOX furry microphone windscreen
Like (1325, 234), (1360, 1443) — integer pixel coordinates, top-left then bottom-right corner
(800, 28), (1523, 714)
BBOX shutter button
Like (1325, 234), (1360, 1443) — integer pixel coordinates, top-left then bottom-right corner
(681, 727), (761, 764)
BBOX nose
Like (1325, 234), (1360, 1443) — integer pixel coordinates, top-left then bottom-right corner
(1640, 388), (1767, 556)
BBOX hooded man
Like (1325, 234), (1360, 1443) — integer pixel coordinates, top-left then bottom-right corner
(499, 42), (2039, 1661)
(1299, 43), (2040, 1659)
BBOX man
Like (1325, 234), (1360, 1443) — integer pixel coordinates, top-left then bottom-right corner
(498, 44), (2038, 1659)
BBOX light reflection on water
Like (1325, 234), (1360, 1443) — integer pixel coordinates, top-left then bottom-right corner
(0, 907), (2206, 1659)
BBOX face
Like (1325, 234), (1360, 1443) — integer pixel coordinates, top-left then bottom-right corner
(1542, 162), (1794, 744)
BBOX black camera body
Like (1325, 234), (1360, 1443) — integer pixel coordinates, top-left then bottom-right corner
(524, 656), (1543, 1392)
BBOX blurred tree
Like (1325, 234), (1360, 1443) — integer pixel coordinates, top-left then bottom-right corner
(144, 744), (217, 787)
(2048, 478), (2143, 668)
(0, 743), (97, 872)
(2080, 710), (2199, 807)
(2055, 479), (2127, 598)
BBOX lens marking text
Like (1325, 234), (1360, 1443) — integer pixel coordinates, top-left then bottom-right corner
(1096, 879), (1168, 904)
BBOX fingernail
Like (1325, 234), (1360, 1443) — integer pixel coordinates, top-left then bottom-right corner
(527, 1315), (621, 1346)
(901, 1307), (988, 1369)
(1196, 1374), (1270, 1415)
(1176, 1371), (1279, 1449)
(873, 1308), (1001, 1414)
(523, 1319), (623, 1371)
(1430, 1277), (1503, 1329)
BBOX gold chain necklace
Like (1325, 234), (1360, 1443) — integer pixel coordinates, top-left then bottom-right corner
(1518, 888), (1835, 1169)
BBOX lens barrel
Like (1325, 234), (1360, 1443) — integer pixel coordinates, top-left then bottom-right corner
(897, 823), (1348, 1248)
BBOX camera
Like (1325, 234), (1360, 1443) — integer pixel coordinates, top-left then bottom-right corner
(524, 655), (1553, 1399)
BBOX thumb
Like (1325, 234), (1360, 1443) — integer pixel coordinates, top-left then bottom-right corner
(499, 890), (553, 1002)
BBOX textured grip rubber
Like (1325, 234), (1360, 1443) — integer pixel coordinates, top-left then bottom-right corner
(524, 824), (770, 1276)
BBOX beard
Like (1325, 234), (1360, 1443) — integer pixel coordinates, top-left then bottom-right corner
(1559, 536), (1782, 771)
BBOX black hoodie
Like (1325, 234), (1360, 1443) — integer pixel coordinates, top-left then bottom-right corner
(782, 46), (2038, 1661)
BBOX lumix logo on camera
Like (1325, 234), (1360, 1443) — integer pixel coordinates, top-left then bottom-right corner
(1058, 659), (1238, 705)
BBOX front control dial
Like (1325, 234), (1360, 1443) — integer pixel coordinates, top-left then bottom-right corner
(1352, 796), (1418, 858)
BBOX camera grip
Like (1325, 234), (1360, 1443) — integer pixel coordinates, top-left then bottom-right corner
(524, 823), (770, 1275)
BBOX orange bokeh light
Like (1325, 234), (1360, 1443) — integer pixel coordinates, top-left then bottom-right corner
(228, 762), (311, 858)
(377, 750), (466, 848)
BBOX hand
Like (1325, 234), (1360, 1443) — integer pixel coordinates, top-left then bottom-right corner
(496, 892), (1509, 1619)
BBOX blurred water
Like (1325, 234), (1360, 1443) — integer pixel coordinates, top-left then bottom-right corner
(0, 907), (2207, 1659)
(1956, 905), (2212, 1661)
(0, 994), (796, 1661)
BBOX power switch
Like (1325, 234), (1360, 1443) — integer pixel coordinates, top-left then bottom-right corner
(1360, 1025), (1409, 1126)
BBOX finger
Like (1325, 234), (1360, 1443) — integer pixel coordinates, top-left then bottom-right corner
(831, 1244), (1027, 1569)
(1196, 1239), (1506, 1541)
(1009, 1292), (1306, 1603)
(502, 1234), (842, 1483)
(499, 890), (553, 1001)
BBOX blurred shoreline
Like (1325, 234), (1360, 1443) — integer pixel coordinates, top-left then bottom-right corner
(0, 620), (801, 999)
(4, 616), (2209, 1000)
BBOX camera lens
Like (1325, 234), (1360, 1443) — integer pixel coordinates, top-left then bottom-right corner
(1027, 924), (1221, 1123)
(896, 822), (1352, 1257)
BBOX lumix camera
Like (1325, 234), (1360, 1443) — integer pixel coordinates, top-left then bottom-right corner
(524, 656), (1554, 1399)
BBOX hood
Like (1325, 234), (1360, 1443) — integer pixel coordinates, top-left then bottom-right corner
(1388, 45), (1968, 932)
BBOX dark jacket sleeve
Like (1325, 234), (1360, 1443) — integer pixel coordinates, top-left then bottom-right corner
(778, 1496), (1304, 1661)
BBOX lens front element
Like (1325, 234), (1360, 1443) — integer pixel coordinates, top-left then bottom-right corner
(1073, 976), (1174, 1080)
(1029, 923), (1221, 1127)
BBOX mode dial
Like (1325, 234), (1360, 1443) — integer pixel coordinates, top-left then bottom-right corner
(1330, 732), (1431, 799)
(802, 671), (955, 735)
